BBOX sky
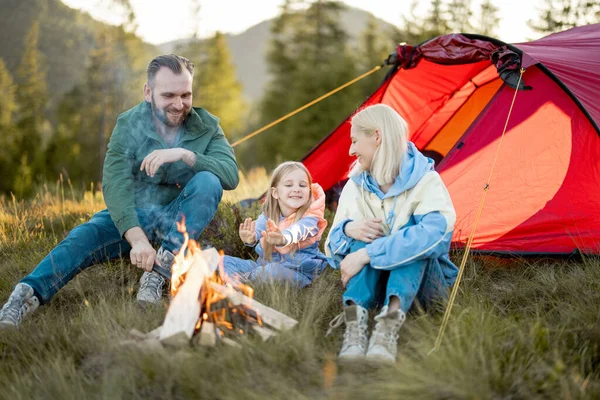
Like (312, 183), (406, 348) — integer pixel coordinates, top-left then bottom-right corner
(60, 0), (542, 45)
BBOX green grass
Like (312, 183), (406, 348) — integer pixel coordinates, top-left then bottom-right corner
(0, 183), (599, 399)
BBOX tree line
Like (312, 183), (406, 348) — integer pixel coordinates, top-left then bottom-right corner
(0, 0), (598, 196)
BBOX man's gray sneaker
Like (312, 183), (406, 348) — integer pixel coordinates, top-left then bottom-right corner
(136, 271), (166, 306)
(136, 246), (174, 306)
(327, 305), (369, 361)
(366, 305), (406, 363)
(0, 283), (40, 329)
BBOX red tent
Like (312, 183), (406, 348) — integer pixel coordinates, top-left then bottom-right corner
(302, 24), (600, 255)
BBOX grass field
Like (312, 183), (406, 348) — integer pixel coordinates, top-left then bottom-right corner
(0, 175), (599, 399)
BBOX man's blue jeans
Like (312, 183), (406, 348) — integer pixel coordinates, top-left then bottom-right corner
(343, 242), (451, 314)
(20, 171), (223, 304)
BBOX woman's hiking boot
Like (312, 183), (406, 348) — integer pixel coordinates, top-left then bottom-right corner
(366, 305), (405, 363)
(327, 305), (369, 361)
(0, 283), (40, 329)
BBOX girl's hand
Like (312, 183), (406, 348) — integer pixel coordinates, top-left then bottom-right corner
(266, 218), (279, 233)
(239, 218), (257, 244)
(340, 248), (370, 287)
(261, 219), (287, 246)
(344, 218), (385, 243)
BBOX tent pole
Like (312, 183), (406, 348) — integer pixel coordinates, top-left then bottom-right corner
(430, 68), (526, 354)
(230, 65), (384, 148)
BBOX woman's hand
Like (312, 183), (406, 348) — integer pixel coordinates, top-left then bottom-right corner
(344, 218), (385, 243)
(239, 218), (257, 244)
(340, 248), (370, 287)
(261, 219), (287, 246)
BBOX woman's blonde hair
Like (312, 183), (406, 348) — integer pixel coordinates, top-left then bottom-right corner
(349, 104), (408, 185)
(262, 161), (313, 261)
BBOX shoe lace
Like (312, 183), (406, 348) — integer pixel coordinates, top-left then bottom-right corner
(140, 272), (164, 298)
(343, 320), (367, 349)
(371, 318), (404, 350)
(326, 311), (345, 336)
(327, 311), (367, 349)
(1, 297), (25, 325)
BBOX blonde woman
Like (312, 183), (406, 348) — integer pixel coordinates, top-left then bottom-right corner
(325, 104), (458, 363)
(223, 162), (328, 287)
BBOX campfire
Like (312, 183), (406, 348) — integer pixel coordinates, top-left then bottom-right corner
(123, 220), (298, 350)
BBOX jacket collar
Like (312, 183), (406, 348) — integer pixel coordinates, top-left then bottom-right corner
(138, 102), (211, 142)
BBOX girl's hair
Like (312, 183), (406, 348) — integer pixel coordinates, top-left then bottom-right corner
(262, 161), (313, 261)
(349, 104), (408, 185)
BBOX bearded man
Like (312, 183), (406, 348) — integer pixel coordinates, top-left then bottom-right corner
(0, 54), (239, 327)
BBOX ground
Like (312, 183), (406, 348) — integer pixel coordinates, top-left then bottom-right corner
(0, 177), (598, 399)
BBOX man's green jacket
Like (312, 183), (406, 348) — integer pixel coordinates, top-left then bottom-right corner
(102, 101), (239, 237)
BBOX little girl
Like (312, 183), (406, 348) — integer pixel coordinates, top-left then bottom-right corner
(222, 161), (328, 288)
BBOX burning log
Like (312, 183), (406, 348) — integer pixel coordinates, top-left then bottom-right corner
(160, 249), (218, 340)
(125, 219), (298, 350)
(207, 282), (298, 331)
(251, 324), (276, 341)
(196, 322), (217, 347)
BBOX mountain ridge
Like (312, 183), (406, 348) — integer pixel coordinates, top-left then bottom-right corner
(158, 6), (398, 102)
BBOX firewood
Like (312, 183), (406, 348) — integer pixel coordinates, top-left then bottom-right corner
(208, 282), (298, 331)
(220, 337), (242, 349)
(160, 253), (209, 340)
(128, 328), (147, 341)
(195, 322), (217, 347)
(161, 331), (191, 349)
(251, 324), (276, 341)
(137, 338), (166, 354)
(201, 248), (220, 273)
(146, 325), (163, 340)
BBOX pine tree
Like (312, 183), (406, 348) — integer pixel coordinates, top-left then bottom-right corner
(16, 21), (48, 136)
(423, 0), (451, 38)
(252, 0), (304, 168)
(190, 32), (247, 139)
(255, 1), (365, 167)
(477, 0), (500, 36)
(529, 0), (600, 34)
(0, 59), (18, 193)
(87, 27), (122, 180)
(357, 15), (391, 98)
(397, 0), (429, 44)
(267, 0), (361, 165)
(396, 0), (452, 46)
(15, 20), (50, 196)
(0, 59), (16, 127)
(47, 25), (146, 184)
(447, 0), (474, 33)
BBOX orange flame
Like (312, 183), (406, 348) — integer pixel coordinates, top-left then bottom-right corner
(170, 216), (260, 336)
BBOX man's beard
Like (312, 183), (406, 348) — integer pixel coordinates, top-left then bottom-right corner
(151, 94), (189, 128)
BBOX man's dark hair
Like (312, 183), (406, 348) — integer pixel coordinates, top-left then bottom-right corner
(147, 54), (194, 87)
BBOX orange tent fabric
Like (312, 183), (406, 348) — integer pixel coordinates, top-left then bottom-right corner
(302, 25), (600, 255)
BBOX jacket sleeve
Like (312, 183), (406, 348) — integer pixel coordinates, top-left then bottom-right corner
(191, 126), (239, 190)
(102, 119), (139, 237)
(275, 216), (321, 254)
(325, 182), (361, 268)
(280, 217), (320, 245)
(365, 173), (456, 270)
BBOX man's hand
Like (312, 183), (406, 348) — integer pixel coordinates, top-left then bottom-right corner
(140, 148), (195, 177)
(124, 227), (156, 272)
(261, 218), (287, 246)
(340, 248), (370, 287)
(344, 218), (385, 243)
(239, 218), (257, 244)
